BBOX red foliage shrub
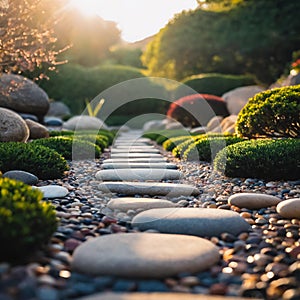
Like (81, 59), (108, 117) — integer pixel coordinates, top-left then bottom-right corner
(167, 94), (229, 127)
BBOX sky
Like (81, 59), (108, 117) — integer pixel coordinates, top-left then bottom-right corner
(68, 0), (199, 42)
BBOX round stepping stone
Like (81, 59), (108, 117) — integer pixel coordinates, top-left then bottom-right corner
(35, 185), (68, 199)
(132, 208), (251, 237)
(107, 197), (176, 211)
(228, 193), (281, 209)
(276, 198), (300, 219)
(101, 163), (177, 170)
(3, 170), (38, 185)
(97, 182), (200, 197)
(95, 169), (182, 181)
(111, 148), (160, 154)
(72, 233), (219, 278)
(103, 158), (167, 164)
(111, 153), (163, 159)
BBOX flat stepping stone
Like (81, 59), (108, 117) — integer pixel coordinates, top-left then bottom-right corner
(132, 208), (251, 237)
(101, 163), (177, 170)
(97, 182), (200, 197)
(77, 292), (261, 300)
(111, 153), (163, 159)
(103, 158), (167, 164)
(95, 169), (182, 181)
(115, 145), (155, 149)
(107, 197), (176, 211)
(276, 198), (300, 219)
(34, 185), (68, 199)
(3, 170), (38, 185)
(115, 138), (151, 143)
(228, 193), (281, 209)
(111, 148), (160, 154)
(72, 233), (219, 278)
(113, 143), (150, 147)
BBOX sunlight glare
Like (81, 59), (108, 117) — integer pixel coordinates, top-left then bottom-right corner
(69, 0), (100, 16)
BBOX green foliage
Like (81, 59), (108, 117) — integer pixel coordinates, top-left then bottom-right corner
(0, 142), (68, 180)
(108, 47), (144, 68)
(162, 135), (193, 151)
(143, 129), (192, 145)
(237, 85), (300, 138)
(214, 138), (300, 180)
(183, 135), (243, 161)
(0, 177), (57, 261)
(31, 137), (101, 160)
(175, 73), (255, 98)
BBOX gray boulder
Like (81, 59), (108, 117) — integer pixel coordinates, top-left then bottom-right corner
(0, 74), (49, 120)
(63, 115), (108, 130)
(25, 119), (49, 139)
(47, 101), (71, 118)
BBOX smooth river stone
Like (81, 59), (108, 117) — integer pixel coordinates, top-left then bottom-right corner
(101, 163), (177, 170)
(107, 197), (176, 211)
(97, 182), (200, 197)
(95, 169), (182, 181)
(3, 170), (38, 185)
(115, 138), (151, 143)
(35, 185), (69, 199)
(111, 148), (160, 154)
(72, 233), (219, 278)
(132, 207), (251, 237)
(228, 193), (281, 209)
(115, 145), (155, 149)
(111, 153), (163, 159)
(276, 198), (300, 219)
(103, 158), (167, 164)
(113, 143), (150, 147)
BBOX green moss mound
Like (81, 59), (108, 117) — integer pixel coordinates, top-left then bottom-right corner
(0, 178), (57, 261)
(183, 135), (244, 162)
(237, 85), (300, 138)
(31, 137), (101, 160)
(0, 142), (68, 180)
(214, 138), (300, 180)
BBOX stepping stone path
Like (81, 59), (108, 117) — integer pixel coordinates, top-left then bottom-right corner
(72, 130), (253, 295)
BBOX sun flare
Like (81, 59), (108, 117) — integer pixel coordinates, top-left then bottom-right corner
(68, 0), (101, 16)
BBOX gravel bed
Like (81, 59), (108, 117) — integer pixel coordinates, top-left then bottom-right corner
(0, 144), (300, 300)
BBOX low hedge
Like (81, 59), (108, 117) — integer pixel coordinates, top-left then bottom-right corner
(214, 138), (300, 180)
(183, 136), (244, 162)
(162, 135), (193, 151)
(31, 137), (101, 160)
(143, 129), (192, 145)
(0, 178), (57, 261)
(0, 142), (68, 179)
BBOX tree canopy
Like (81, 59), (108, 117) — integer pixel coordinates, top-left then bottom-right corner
(142, 0), (300, 84)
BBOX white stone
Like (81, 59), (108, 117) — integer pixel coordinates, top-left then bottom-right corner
(110, 153), (163, 159)
(35, 185), (69, 198)
(63, 116), (107, 131)
(276, 198), (300, 219)
(103, 158), (167, 164)
(111, 148), (160, 154)
(101, 163), (177, 170)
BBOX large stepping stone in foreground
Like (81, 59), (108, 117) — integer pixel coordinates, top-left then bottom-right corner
(103, 158), (167, 164)
(132, 208), (251, 237)
(107, 197), (176, 211)
(97, 182), (200, 197)
(111, 148), (160, 154)
(101, 163), (177, 170)
(95, 169), (182, 181)
(77, 292), (261, 300)
(72, 233), (219, 278)
(111, 153), (163, 159)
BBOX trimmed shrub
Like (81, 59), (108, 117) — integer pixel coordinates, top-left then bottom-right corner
(183, 136), (244, 162)
(214, 138), (300, 180)
(237, 85), (300, 138)
(0, 142), (68, 179)
(143, 129), (192, 144)
(175, 73), (256, 98)
(31, 137), (101, 160)
(162, 135), (193, 151)
(167, 94), (229, 127)
(0, 178), (57, 261)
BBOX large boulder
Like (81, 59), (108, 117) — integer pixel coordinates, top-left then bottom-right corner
(222, 85), (264, 115)
(0, 108), (29, 142)
(46, 101), (71, 118)
(206, 116), (223, 132)
(62, 115), (108, 131)
(221, 115), (238, 133)
(25, 119), (49, 140)
(0, 74), (49, 120)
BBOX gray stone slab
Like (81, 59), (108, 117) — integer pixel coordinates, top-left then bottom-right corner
(115, 145), (155, 149)
(95, 169), (182, 181)
(72, 233), (219, 278)
(97, 182), (200, 197)
(115, 138), (151, 143)
(111, 148), (160, 154)
(111, 153), (163, 159)
(103, 158), (167, 164)
(101, 163), (177, 170)
(113, 143), (149, 147)
(107, 197), (176, 211)
(132, 208), (251, 237)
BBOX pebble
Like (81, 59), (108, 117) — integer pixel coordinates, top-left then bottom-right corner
(132, 207), (251, 237)
(3, 170), (39, 185)
(276, 198), (300, 219)
(72, 233), (219, 278)
(35, 185), (69, 199)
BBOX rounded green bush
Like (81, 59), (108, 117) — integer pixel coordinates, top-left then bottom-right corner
(31, 137), (101, 160)
(183, 136), (244, 162)
(162, 135), (192, 151)
(0, 177), (57, 261)
(0, 142), (68, 180)
(237, 85), (300, 138)
(214, 138), (300, 180)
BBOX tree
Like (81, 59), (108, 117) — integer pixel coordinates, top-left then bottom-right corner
(0, 0), (68, 77)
